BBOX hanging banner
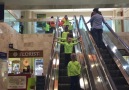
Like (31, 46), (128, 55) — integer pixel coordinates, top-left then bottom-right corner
(9, 50), (43, 58)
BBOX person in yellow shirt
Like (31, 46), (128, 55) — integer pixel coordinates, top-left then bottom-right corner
(61, 15), (68, 26)
(68, 22), (73, 33)
(43, 22), (50, 33)
(67, 53), (81, 90)
(57, 37), (81, 67)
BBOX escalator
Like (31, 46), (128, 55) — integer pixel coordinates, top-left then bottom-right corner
(99, 48), (129, 90)
(58, 45), (71, 90)
(78, 15), (129, 90)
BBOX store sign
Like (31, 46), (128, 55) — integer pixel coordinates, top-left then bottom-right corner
(9, 50), (43, 58)
(8, 76), (26, 89)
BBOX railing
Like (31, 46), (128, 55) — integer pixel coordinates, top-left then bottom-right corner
(104, 23), (129, 52)
(73, 15), (93, 90)
(102, 20), (129, 84)
(4, 10), (19, 32)
(79, 15), (117, 90)
(44, 17), (60, 90)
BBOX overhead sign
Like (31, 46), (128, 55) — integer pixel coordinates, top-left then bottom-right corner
(9, 50), (43, 58)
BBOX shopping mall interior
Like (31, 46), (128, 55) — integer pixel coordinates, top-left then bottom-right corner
(0, 0), (129, 90)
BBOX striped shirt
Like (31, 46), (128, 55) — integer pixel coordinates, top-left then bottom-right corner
(87, 13), (106, 29)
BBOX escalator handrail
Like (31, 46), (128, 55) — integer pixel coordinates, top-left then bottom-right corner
(74, 15), (96, 90)
(80, 15), (118, 90)
(44, 17), (60, 90)
(104, 23), (129, 52)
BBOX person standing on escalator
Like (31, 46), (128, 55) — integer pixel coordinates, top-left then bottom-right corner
(67, 53), (81, 90)
(86, 8), (107, 49)
(19, 16), (24, 34)
(56, 37), (81, 67)
(49, 16), (55, 33)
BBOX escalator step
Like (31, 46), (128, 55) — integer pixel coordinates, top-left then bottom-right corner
(60, 53), (65, 57)
(116, 85), (129, 90)
(109, 70), (123, 77)
(59, 59), (66, 64)
(58, 84), (70, 90)
(59, 69), (67, 76)
(99, 49), (108, 53)
(101, 54), (111, 59)
(59, 63), (66, 69)
(106, 64), (118, 70)
(59, 76), (70, 84)
(104, 58), (115, 64)
(112, 77), (127, 85)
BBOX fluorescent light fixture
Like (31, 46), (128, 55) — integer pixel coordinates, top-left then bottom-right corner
(31, 8), (117, 13)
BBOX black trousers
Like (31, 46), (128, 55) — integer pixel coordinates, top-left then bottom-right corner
(64, 54), (71, 67)
(70, 75), (80, 90)
(91, 28), (104, 48)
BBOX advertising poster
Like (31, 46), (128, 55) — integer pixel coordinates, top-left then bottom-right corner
(8, 76), (26, 89)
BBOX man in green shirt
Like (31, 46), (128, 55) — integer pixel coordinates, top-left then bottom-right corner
(67, 53), (81, 90)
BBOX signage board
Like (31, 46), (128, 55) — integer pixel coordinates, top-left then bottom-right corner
(9, 44), (13, 48)
(8, 76), (26, 89)
(9, 50), (43, 58)
(0, 52), (7, 59)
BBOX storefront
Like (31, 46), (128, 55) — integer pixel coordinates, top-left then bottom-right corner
(8, 50), (43, 90)
(0, 52), (8, 90)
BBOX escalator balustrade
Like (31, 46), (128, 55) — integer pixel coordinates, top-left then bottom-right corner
(99, 48), (129, 90)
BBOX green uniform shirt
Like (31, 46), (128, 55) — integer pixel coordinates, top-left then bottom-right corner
(63, 20), (70, 26)
(68, 24), (73, 30)
(62, 32), (69, 39)
(57, 37), (78, 42)
(44, 23), (50, 31)
(67, 61), (81, 76)
(57, 41), (78, 53)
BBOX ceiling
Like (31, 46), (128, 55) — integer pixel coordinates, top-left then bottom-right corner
(1, 0), (129, 9)
(30, 8), (117, 13)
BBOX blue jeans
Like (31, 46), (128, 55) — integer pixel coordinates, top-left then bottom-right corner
(91, 28), (104, 48)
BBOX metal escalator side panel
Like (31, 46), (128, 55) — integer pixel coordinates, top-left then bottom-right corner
(78, 15), (118, 90)
(44, 16), (61, 90)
